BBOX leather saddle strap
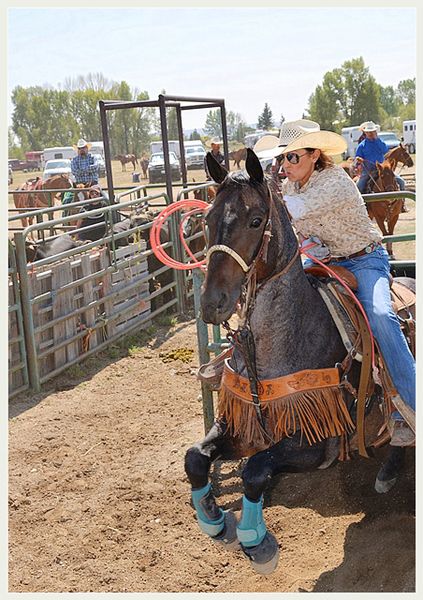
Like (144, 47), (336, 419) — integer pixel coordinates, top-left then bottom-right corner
(355, 307), (373, 458)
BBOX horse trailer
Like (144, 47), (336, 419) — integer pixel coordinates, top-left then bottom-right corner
(42, 146), (76, 167)
(402, 120), (416, 154)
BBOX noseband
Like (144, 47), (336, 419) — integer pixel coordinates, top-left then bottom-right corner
(206, 217), (272, 274)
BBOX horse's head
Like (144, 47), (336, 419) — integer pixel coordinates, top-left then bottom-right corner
(375, 161), (399, 192)
(43, 174), (72, 190)
(398, 144), (414, 167)
(201, 149), (283, 324)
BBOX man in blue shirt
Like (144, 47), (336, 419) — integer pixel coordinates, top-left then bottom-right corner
(355, 121), (405, 193)
(71, 138), (99, 185)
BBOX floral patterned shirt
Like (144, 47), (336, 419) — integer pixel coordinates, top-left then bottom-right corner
(281, 165), (382, 257)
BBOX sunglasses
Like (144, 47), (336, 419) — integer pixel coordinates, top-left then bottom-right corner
(280, 151), (310, 165)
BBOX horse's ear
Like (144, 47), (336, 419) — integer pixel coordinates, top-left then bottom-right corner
(245, 148), (264, 183)
(206, 152), (228, 184)
(375, 161), (382, 171)
(387, 157), (396, 170)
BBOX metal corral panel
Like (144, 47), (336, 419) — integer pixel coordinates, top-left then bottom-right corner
(26, 244), (151, 384)
(8, 249), (29, 396)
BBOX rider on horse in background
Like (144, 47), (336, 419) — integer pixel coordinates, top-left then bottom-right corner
(261, 119), (415, 447)
(354, 121), (406, 193)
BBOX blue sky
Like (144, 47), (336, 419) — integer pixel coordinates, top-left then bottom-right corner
(8, 7), (416, 130)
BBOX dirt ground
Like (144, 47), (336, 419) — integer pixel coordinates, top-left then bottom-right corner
(9, 316), (415, 593)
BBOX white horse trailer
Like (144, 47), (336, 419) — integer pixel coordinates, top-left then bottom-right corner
(402, 120), (416, 154)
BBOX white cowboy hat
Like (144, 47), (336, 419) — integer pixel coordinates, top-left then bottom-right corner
(280, 129), (347, 156)
(73, 138), (92, 150)
(210, 137), (222, 146)
(255, 119), (321, 159)
(360, 121), (379, 133)
(253, 134), (280, 154)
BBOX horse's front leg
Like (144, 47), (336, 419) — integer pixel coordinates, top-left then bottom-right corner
(184, 420), (240, 550)
(386, 208), (401, 259)
(238, 436), (327, 575)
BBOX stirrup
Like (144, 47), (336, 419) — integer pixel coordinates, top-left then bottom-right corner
(197, 347), (233, 390)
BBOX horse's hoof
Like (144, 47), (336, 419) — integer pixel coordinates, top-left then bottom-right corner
(374, 475), (397, 494)
(241, 531), (280, 575)
(211, 510), (240, 551)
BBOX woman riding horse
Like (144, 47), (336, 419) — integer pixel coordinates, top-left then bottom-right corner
(184, 126), (415, 574)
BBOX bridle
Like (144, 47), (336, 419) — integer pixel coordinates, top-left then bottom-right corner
(205, 179), (299, 436)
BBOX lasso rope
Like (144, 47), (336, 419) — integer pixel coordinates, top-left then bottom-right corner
(149, 199), (209, 270)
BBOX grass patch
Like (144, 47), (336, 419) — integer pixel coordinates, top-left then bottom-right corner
(66, 364), (87, 379)
(154, 313), (178, 327)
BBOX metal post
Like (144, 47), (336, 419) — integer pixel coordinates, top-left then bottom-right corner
(193, 269), (214, 432)
(159, 94), (187, 315)
(220, 101), (230, 170)
(14, 232), (41, 391)
(99, 101), (115, 205)
(176, 105), (188, 188)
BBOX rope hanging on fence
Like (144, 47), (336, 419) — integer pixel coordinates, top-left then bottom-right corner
(149, 199), (209, 271)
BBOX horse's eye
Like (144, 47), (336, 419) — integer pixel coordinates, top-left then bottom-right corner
(250, 217), (263, 228)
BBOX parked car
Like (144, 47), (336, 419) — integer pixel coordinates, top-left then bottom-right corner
(148, 151), (181, 184)
(379, 131), (401, 151)
(42, 158), (74, 182)
(93, 154), (106, 178)
(185, 145), (206, 169)
(8, 165), (13, 185)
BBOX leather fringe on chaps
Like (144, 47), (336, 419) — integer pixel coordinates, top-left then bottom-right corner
(218, 384), (356, 451)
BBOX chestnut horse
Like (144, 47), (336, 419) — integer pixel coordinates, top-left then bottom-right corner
(114, 154), (138, 171)
(228, 147), (247, 169)
(14, 174), (72, 229)
(385, 144), (413, 171)
(366, 160), (402, 258)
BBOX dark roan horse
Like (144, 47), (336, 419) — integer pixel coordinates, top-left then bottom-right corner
(114, 154), (138, 171)
(184, 149), (412, 575)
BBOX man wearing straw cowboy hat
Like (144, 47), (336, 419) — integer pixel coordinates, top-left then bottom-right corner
(204, 137), (225, 180)
(266, 120), (414, 446)
(71, 138), (99, 186)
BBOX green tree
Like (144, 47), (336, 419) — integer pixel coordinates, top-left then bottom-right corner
(307, 57), (381, 129)
(204, 109), (222, 137)
(379, 85), (399, 116)
(167, 107), (179, 140)
(227, 110), (248, 141)
(397, 78), (415, 105)
(190, 129), (201, 140)
(257, 103), (273, 130)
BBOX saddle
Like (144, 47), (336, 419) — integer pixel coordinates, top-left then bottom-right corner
(197, 265), (415, 458)
(304, 266), (416, 456)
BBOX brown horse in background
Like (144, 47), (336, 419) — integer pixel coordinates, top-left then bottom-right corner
(14, 174), (72, 229)
(228, 147), (247, 169)
(366, 160), (402, 258)
(114, 154), (138, 171)
(139, 157), (149, 178)
(385, 144), (413, 170)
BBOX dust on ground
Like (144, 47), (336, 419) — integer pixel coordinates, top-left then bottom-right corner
(9, 318), (415, 593)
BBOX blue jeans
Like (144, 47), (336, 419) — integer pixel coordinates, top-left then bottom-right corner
(395, 175), (405, 191)
(357, 172), (405, 193)
(331, 246), (415, 419)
